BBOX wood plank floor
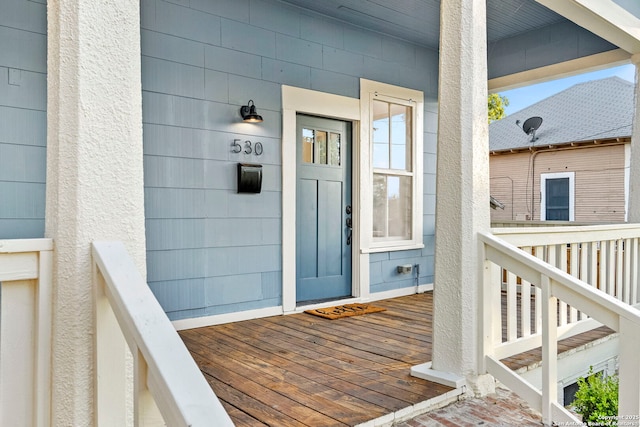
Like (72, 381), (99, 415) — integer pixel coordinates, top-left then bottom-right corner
(180, 293), (453, 426)
(180, 291), (615, 426)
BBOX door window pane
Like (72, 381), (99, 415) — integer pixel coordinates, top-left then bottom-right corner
(303, 128), (338, 166)
(316, 131), (327, 165)
(302, 128), (314, 163)
(329, 132), (341, 166)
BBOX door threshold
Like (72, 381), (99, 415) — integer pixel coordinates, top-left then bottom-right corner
(292, 296), (359, 314)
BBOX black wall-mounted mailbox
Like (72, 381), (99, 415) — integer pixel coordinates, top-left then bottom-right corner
(237, 163), (262, 193)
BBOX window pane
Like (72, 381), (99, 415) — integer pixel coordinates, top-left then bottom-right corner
(387, 175), (412, 239)
(302, 128), (314, 163)
(329, 132), (341, 166)
(390, 103), (411, 171)
(316, 130), (327, 165)
(546, 178), (569, 220)
(372, 174), (412, 240)
(373, 174), (387, 238)
(372, 100), (389, 168)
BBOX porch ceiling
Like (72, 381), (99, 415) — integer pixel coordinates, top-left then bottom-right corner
(279, 0), (567, 49)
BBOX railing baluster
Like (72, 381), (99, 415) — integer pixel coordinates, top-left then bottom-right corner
(606, 240), (616, 297)
(624, 238), (632, 304)
(134, 349), (164, 426)
(590, 241), (599, 291)
(95, 269), (130, 426)
(579, 242), (589, 320)
(521, 246), (532, 337)
(36, 249), (53, 427)
(549, 244), (568, 326)
(1, 279), (37, 427)
(507, 271), (517, 340)
(569, 243), (579, 323)
(619, 316), (640, 426)
(541, 275), (558, 426)
(480, 259), (502, 370)
(534, 246), (544, 333)
(632, 238), (639, 305)
(616, 239), (624, 302)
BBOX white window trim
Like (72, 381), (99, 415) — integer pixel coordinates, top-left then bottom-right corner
(540, 172), (575, 221)
(360, 79), (424, 252)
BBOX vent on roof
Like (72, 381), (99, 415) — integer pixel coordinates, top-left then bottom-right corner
(516, 116), (543, 142)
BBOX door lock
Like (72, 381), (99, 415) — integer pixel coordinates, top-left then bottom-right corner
(345, 206), (352, 245)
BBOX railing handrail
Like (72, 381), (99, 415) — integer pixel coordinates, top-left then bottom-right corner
(0, 238), (53, 253)
(92, 241), (233, 426)
(493, 223), (640, 247)
(480, 231), (640, 329)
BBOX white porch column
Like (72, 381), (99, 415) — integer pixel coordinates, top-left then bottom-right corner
(627, 54), (640, 222)
(46, 1), (146, 425)
(412, 0), (493, 395)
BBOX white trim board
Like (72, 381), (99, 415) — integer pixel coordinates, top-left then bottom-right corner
(488, 49), (630, 92)
(281, 86), (361, 313)
(172, 306), (284, 331)
(171, 284), (434, 330)
(359, 79), (424, 253)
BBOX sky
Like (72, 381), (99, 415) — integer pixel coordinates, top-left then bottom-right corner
(500, 63), (636, 116)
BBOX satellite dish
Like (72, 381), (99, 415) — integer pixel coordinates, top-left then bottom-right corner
(521, 116), (543, 141)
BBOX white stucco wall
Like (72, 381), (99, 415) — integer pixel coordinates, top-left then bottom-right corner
(46, 0), (146, 424)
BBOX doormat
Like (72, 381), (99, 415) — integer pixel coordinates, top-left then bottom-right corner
(305, 303), (386, 320)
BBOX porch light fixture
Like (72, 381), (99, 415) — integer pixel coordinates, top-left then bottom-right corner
(240, 100), (263, 123)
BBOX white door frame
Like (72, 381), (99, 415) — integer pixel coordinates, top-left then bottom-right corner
(281, 86), (362, 312)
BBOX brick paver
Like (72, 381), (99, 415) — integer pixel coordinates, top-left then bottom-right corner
(396, 387), (543, 426)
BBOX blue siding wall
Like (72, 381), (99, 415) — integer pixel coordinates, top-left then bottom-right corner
(141, 0), (439, 320)
(0, 0), (47, 239)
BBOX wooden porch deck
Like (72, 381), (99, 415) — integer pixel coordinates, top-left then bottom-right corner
(180, 292), (613, 426)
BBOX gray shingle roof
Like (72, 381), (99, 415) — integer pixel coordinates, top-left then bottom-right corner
(489, 76), (634, 152)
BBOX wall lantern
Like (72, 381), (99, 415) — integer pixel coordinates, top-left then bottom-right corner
(240, 100), (263, 123)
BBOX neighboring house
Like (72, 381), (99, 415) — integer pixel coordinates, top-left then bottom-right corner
(2, 0), (640, 425)
(489, 77), (633, 223)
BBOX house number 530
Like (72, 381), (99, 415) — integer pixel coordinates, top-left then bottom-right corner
(232, 139), (263, 156)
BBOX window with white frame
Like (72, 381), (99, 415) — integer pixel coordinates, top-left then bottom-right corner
(540, 172), (575, 221)
(361, 80), (423, 251)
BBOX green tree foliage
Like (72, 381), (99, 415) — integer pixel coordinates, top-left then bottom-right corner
(572, 367), (618, 426)
(488, 93), (509, 123)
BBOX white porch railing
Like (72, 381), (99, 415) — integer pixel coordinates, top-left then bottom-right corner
(93, 241), (233, 426)
(489, 224), (640, 358)
(480, 228), (640, 426)
(0, 239), (53, 427)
